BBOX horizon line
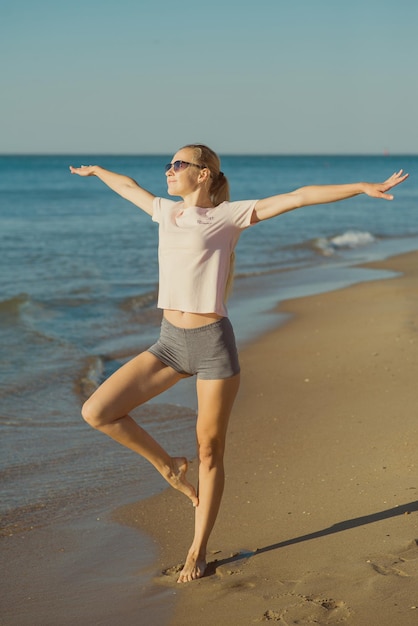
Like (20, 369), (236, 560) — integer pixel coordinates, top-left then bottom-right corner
(1, 152), (417, 157)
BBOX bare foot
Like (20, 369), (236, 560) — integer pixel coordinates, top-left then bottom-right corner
(177, 551), (207, 583)
(165, 457), (198, 507)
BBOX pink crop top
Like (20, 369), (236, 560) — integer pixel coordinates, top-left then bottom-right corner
(152, 197), (257, 316)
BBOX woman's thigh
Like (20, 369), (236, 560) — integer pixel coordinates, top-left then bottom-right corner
(195, 374), (240, 445)
(83, 351), (189, 424)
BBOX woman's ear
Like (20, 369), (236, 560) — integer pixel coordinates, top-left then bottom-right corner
(198, 167), (210, 184)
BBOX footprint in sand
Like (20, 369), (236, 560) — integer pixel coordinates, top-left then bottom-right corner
(369, 561), (409, 577)
(367, 538), (418, 578)
(156, 563), (185, 584)
(163, 563), (183, 575)
(398, 538), (418, 562)
(262, 594), (351, 624)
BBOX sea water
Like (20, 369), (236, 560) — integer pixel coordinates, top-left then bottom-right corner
(1, 154), (417, 534)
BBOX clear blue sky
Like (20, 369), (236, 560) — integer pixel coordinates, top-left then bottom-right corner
(1, 0), (417, 154)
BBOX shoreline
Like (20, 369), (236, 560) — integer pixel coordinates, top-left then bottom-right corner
(2, 249), (418, 625)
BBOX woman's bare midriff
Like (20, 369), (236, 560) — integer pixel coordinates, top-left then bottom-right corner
(164, 309), (223, 329)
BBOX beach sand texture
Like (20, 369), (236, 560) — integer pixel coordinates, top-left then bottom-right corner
(2, 251), (417, 625)
(115, 251), (418, 625)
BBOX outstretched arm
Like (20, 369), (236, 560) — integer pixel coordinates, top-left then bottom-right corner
(69, 165), (155, 216)
(251, 170), (409, 223)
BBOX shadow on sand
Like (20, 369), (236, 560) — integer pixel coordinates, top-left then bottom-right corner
(205, 499), (418, 576)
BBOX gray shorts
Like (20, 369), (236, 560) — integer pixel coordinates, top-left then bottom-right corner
(147, 317), (240, 380)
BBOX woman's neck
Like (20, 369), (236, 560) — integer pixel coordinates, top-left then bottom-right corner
(181, 189), (214, 209)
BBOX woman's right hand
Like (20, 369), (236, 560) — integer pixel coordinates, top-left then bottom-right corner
(69, 165), (97, 176)
(69, 164), (155, 215)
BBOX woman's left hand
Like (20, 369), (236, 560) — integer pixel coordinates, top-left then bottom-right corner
(363, 169), (409, 200)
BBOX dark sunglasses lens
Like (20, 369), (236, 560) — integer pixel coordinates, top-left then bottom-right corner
(165, 161), (183, 173)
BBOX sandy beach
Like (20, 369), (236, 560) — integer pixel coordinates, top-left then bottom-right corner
(115, 250), (418, 625)
(2, 250), (417, 625)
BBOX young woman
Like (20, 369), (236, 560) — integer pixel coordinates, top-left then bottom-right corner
(70, 145), (407, 583)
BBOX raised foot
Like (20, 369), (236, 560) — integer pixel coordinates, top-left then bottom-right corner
(166, 457), (198, 507)
(177, 553), (207, 583)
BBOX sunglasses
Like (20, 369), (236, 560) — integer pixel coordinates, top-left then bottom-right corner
(164, 160), (205, 173)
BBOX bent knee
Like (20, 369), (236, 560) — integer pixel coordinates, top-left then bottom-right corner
(81, 397), (109, 429)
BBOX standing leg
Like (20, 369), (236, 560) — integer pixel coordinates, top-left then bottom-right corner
(82, 350), (198, 505)
(177, 373), (240, 583)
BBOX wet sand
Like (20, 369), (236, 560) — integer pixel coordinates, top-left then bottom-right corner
(115, 250), (418, 625)
(2, 250), (418, 625)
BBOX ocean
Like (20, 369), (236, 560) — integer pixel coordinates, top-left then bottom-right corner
(1, 154), (417, 543)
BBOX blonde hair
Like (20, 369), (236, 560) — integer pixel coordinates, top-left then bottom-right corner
(180, 143), (230, 205)
(180, 143), (235, 299)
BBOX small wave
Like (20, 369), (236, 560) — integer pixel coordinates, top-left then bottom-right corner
(0, 293), (54, 331)
(118, 289), (162, 327)
(0, 293), (30, 318)
(314, 230), (376, 256)
(234, 269), (271, 280)
(120, 289), (158, 313)
(76, 355), (105, 400)
(234, 262), (312, 281)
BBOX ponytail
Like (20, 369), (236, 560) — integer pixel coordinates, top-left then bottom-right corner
(209, 170), (230, 205)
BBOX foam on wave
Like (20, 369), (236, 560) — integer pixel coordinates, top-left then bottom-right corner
(314, 230), (376, 256)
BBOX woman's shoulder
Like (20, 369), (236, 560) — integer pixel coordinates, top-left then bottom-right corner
(152, 197), (182, 221)
(214, 199), (257, 209)
(214, 199), (258, 228)
(155, 197), (182, 209)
